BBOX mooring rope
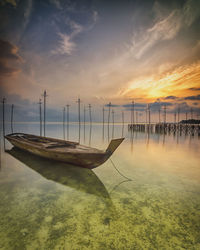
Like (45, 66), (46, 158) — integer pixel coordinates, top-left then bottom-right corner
(110, 158), (132, 181)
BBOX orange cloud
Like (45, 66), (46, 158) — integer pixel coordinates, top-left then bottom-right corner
(121, 61), (200, 101)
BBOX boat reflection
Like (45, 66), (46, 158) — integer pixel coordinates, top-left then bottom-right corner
(6, 147), (111, 200)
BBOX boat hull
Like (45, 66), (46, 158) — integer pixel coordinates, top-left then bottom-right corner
(5, 135), (110, 169)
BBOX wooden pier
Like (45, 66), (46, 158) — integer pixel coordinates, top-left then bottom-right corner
(128, 123), (200, 134)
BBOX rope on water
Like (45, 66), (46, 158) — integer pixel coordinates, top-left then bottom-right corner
(109, 179), (131, 194)
(110, 158), (132, 181)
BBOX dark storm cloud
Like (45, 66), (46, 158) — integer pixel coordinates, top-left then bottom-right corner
(123, 103), (147, 112)
(164, 96), (177, 100)
(0, 39), (22, 76)
(184, 95), (200, 100)
(0, 39), (20, 60)
(150, 101), (173, 108)
(0, 61), (20, 76)
(123, 103), (146, 108)
(188, 87), (200, 91)
(169, 102), (200, 115)
(105, 103), (119, 107)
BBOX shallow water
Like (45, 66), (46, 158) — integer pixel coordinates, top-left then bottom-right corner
(0, 123), (200, 249)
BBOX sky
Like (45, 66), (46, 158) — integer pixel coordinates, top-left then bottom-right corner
(0, 0), (200, 122)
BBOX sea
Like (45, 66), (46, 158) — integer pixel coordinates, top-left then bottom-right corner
(0, 122), (200, 249)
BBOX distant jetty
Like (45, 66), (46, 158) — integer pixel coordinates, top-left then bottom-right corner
(128, 122), (200, 134)
(180, 119), (200, 124)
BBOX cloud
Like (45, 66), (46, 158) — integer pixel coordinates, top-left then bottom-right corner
(0, 61), (20, 76)
(51, 6), (98, 56)
(52, 20), (83, 55)
(151, 101), (173, 107)
(0, 39), (22, 77)
(164, 96), (177, 100)
(130, 0), (200, 59)
(183, 0), (200, 26)
(49, 0), (61, 9)
(123, 61), (200, 100)
(188, 87), (200, 91)
(0, 39), (21, 61)
(92, 10), (99, 23)
(131, 9), (182, 59)
(184, 95), (200, 100)
(105, 103), (119, 107)
(170, 102), (200, 114)
(54, 33), (76, 55)
(123, 103), (146, 108)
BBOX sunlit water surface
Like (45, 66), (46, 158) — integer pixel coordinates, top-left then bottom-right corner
(0, 123), (200, 249)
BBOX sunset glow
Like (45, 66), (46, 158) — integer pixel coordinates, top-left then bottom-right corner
(0, 0), (200, 121)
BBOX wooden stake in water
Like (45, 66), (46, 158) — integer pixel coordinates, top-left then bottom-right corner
(88, 104), (92, 125)
(163, 105), (166, 124)
(1, 98), (6, 150)
(136, 111), (138, 124)
(102, 106), (105, 140)
(190, 108), (193, 120)
(42, 90), (47, 137)
(66, 104), (70, 140)
(38, 99), (42, 136)
(83, 105), (86, 142)
(112, 110), (114, 139)
(146, 104), (148, 124)
(107, 102), (111, 141)
(148, 104), (151, 125)
(11, 104), (14, 134)
(185, 112), (188, 123)
(131, 100), (134, 124)
(174, 112), (176, 123)
(88, 104), (92, 146)
(177, 106), (180, 123)
(122, 110), (124, 137)
(77, 98), (81, 143)
(158, 105), (161, 123)
(63, 107), (66, 140)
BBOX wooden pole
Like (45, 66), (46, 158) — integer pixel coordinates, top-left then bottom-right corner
(146, 104), (148, 124)
(107, 102), (111, 141)
(122, 110), (124, 137)
(89, 104), (92, 145)
(77, 98), (81, 142)
(136, 111), (138, 124)
(158, 106), (161, 123)
(174, 112), (176, 124)
(88, 104), (92, 145)
(185, 112), (188, 123)
(2, 98), (6, 150)
(112, 110), (114, 139)
(163, 105), (166, 124)
(190, 108), (193, 120)
(66, 104), (70, 140)
(88, 104), (92, 125)
(63, 107), (65, 140)
(38, 99), (42, 136)
(83, 105), (86, 142)
(131, 100), (134, 124)
(42, 90), (47, 137)
(177, 105), (180, 123)
(148, 104), (150, 125)
(102, 106), (105, 140)
(11, 104), (14, 134)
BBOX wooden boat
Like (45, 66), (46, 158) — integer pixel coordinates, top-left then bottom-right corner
(5, 133), (124, 169)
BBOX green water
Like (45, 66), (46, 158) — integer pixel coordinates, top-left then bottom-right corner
(0, 124), (200, 249)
